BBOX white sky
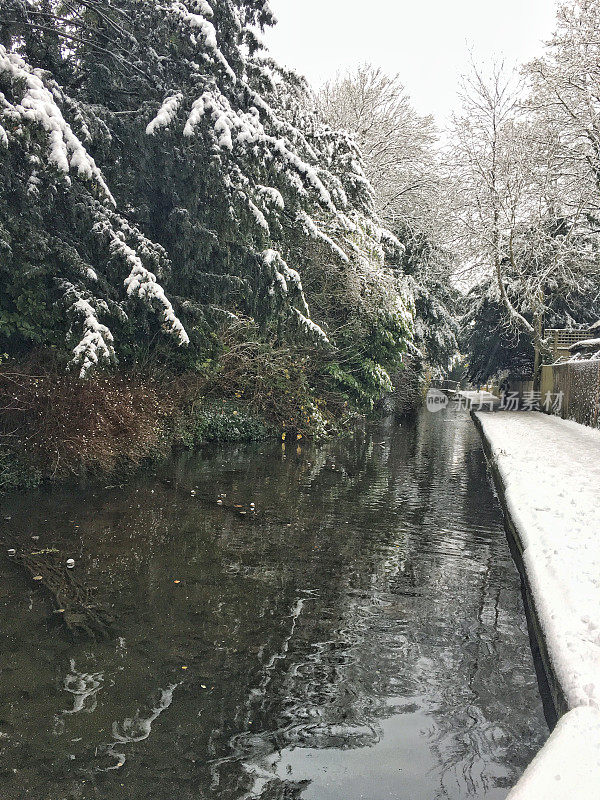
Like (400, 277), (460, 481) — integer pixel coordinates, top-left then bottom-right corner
(264, 0), (558, 124)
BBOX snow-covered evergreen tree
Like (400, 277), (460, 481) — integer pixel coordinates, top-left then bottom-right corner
(0, 0), (413, 393)
(316, 65), (458, 376)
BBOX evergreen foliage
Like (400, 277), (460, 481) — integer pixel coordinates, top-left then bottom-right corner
(316, 66), (458, 379)
(463, 272), (600, 384)
(396, 222), (459, 375)
(0, 0), (413, 406)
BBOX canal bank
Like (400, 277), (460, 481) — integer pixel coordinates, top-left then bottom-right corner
(473, 410), (600, 799)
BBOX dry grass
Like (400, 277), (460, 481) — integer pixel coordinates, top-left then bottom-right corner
(202, 319), (334, 436)
(0, 356), (178, 478)
(0, 332), (345, 486)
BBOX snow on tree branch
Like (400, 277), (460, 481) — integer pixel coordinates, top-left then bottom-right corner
(164, 0), (236, 81)
(0, 46), (114, 204)
(61, 283), (117, 378)
(90, 212), (189, 346)
(177, 86), (336, 210)
(146, 93), (183, 135)
(297, 210), (349, 263)
(0, 0), (414, 386)
(292, 308), (329, 342)
(262, 248), (328, 341)
(167, 1), (217, 48)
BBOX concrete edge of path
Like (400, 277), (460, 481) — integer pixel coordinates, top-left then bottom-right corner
(471, 411), (568, 718)
(471, 410), (600, 799)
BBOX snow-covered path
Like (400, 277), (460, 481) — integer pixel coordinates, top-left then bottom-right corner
(456, 389), (500, 407)
(475, 411), (600, 798)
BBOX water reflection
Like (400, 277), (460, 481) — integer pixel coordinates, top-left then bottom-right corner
(0, 407), (548, 799)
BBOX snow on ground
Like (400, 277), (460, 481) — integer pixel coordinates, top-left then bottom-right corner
(457, 390), (500, 407)
(507, 707), (600, 799)
(475, 411), (600, 798)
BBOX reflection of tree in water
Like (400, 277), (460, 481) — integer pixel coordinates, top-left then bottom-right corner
(187, 410), (546, 799)
(0, 409), (547, 800)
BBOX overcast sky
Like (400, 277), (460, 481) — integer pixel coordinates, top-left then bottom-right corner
(264, 0), (558, 124)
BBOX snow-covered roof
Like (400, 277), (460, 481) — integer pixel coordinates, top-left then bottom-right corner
(568, 337), (600, 361)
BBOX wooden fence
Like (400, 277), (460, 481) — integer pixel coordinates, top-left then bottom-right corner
(545, 328), (597, 362)
(540, 361), (600, 429)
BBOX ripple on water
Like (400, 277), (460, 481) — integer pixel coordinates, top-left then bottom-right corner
(0, 407), (548, 800)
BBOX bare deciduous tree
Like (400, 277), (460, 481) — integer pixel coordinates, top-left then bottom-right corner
(447, 58), (600, 377)
(316, 65), (438, 229)
(527, 0), (600, 201)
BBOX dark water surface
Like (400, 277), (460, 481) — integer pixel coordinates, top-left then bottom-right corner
(0, 407), (548, 800)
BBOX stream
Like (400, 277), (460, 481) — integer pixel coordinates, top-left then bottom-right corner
(0, 406), (549, 799)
